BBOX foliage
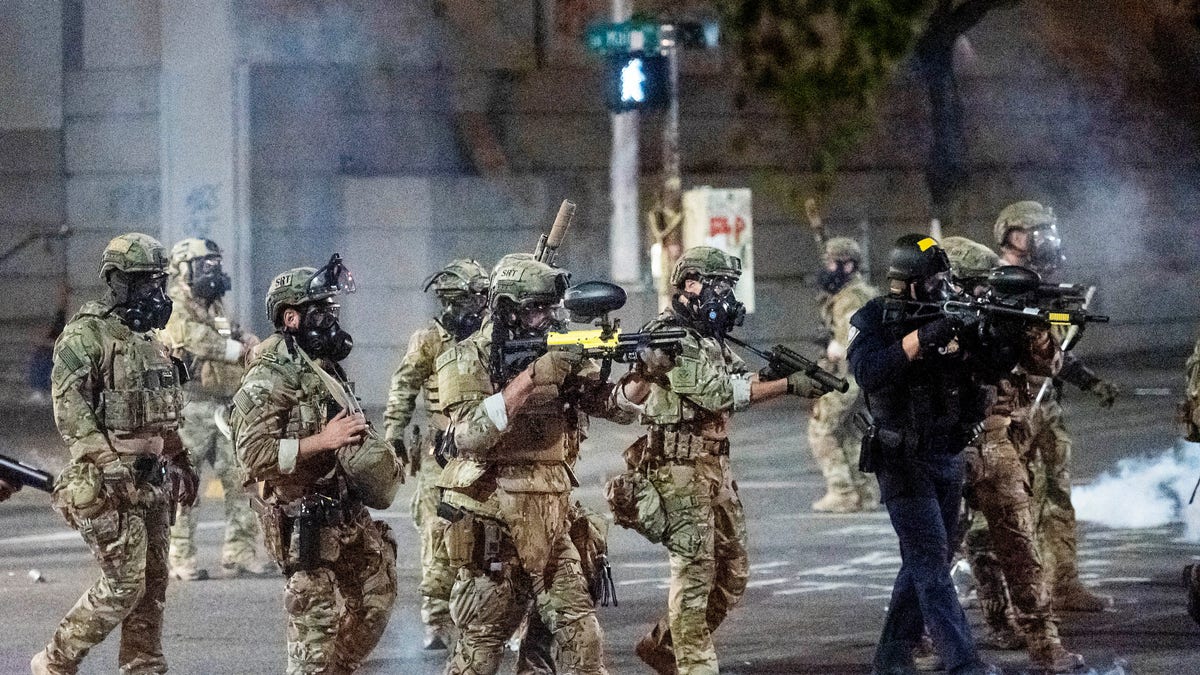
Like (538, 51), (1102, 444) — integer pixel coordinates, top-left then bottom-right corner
(716, 1), (935, 192)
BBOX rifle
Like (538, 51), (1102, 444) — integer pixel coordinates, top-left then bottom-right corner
(723, 335), (849, 395)
(497, 281), (686, 382)
(0, 453), (54, 492)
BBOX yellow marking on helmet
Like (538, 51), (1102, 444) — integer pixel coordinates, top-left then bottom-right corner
(1047, 312), (1071, 326)
(917, 237), (937, 251)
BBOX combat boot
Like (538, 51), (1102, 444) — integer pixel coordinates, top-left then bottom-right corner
(1026, 632), (1084, 673)
(911, 633), (942, 671)
(168, 561), (209, 581)
(423, 623), (451, 650)
(219, 558), (273, 578)
(634, 635), (678, 675)
(1051, 580), (1111, 612)
(812, 489), (862, 513)
(30, 650), (71, 675)
(1186, 563), (1200, 626)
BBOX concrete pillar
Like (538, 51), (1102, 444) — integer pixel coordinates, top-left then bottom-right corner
(159, 0), (251, 324)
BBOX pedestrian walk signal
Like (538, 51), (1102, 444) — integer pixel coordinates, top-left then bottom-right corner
(606, 51), (668, 112)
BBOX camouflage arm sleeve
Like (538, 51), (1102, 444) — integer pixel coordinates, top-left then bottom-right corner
(231, 364), (301, 483)
(668, 340), (736, 413)
(1019, 325), (1060, 378)
(383, 324), (440, 442)
(830, 292), (866, 349)
(51, 319), (115, 462)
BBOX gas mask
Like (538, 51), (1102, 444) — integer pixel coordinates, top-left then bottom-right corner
(511, 299), (564, 339)
(817, 260), (856, 294)
(293, 300), (354, 362)
(110, 271), (173, 332)
(677, 276), (745, 339)
(1005, 224), (1065, 277)
(188, 255), (231, 301)
(439, 291), (487, 341)
(915, 270), (958, 303)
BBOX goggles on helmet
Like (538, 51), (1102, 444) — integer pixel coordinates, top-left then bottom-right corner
(306, 253), (356, 301)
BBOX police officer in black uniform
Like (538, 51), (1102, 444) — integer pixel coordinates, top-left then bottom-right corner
(848, 234), (1003, 675)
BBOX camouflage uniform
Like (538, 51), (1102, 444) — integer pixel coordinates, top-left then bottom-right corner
(231, 267), (397, 675)
(159, 239), (261, 578)
(809, 237), (878, 512)
(385, 258), (489, 647)
(994, 202), (1115, 612)
(437, 255), (628, 675)
(34, 233), (195, 675)
(615, 247), (823, 675)
(944, 235), (1082, 671)
(384, 319), (456, 637)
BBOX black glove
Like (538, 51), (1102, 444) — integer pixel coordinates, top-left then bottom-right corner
(917, 317), (963, 358)
(391, 437), (408, 462)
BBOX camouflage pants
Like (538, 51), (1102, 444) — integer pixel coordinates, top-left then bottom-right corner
(412, 444), (453, 629)
(962, 421), (1059, 642)
(43, 484), (171, 674)
(170, 399), (259, 568)
(806, 381), (873, 502)
(642, 456), (750, 675)
(282, 508), (398, 674)
(1030, 399), (1082, 589)
(446, 490), (606, 675)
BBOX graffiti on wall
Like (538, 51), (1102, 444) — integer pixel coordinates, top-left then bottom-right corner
(106, 183), (160, 224)
(185, 183), (221, 238)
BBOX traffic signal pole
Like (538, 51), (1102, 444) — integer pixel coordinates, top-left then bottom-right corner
(657, 23), (683, 309)
(609, 0), (641, 286)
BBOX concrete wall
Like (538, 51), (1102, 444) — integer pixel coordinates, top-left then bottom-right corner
(1, 1), (1197, 404)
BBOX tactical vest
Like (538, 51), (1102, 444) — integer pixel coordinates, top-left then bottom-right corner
(74, 303), (184, 437)
(639, 313), (738, 431)
(423, 321), (453, 418)
(162, 285), (243, 398)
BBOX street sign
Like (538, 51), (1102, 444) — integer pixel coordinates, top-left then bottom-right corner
(586, 21), (661, 54)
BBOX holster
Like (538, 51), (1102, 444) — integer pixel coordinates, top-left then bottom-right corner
(282, 494), (344, 572)
(250, 496), (291, 575)
(440, 503), (513, 575)
(855, 411), (903, 474)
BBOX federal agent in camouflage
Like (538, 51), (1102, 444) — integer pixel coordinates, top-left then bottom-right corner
(32, 233), (199, 675)
(809, 237), (878, 512)
(230, 258), (398, 675)
(436, 254), (631, 675)
(383, 258), (488, 649)
(943, 236), (1083, 672)
(995, 202), (1117, 612)
(613, 246), (825, 675)
(159, 238), (265, 581)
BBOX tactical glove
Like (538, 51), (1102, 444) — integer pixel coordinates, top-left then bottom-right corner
(635, 345), (675, 379)
(1088, 379), (1120, 408)
(787, 371), (823, 398)
(166, 460), (200, 508)
(917, 317), (963, 358)
(530, 349), (583, 387)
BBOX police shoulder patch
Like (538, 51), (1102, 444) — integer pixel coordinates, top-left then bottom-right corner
(847, 325), (860, 346)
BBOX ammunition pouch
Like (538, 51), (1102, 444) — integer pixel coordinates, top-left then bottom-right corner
(250, 496), (289, 575)
(440, 504), (514, 575)
(100, 382), (183, 434)
(604, 469), (667, 544)
(648, 427), (729, 462)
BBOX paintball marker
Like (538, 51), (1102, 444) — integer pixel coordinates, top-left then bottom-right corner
(723, 335), (849, 395)
(0, 453), (53, 492)
(498, 281), (686, 381)
(904, 267), (1108, 332)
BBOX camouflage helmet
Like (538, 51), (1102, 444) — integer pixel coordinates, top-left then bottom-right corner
(97, 232), (169, 280)
(669, 246), (742, 288)
(423, 258), (489, 295)
(264, 254), (356, 324)
(941, 236), (999, 282)
(993, 200), (1056, 246)
(168, 238), (222, 278)
(489, 253), (569, 310)
(824, 237), (863, 265)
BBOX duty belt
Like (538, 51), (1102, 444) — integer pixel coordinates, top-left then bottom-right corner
(649, 427), (730, 461)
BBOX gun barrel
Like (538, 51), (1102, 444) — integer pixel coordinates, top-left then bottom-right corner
(775, 345), (850, 394)
(0, 453), (53, 492)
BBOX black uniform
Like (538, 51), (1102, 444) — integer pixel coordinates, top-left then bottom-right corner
(848, 296), (997, 675)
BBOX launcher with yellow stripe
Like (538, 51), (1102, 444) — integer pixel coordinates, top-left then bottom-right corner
(497, 281), (686, 381)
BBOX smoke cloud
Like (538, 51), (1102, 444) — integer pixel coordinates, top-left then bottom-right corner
(1072, 441), (1200, 541)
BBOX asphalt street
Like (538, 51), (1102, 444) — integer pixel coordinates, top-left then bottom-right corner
(0, 357), (1196, 674)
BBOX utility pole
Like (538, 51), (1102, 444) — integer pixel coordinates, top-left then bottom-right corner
(609, 0), (641, 286)
(654, 23), (683, 310)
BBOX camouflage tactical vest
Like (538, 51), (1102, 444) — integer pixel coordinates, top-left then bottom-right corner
(160, 283), (243, 399)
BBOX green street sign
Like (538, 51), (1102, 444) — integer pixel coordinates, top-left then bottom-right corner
(585, 21), (661, 54)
